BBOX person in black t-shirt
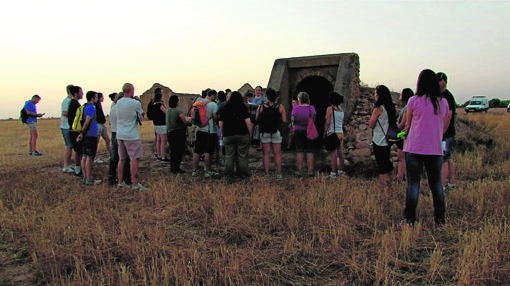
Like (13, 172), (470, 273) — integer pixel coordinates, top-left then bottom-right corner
(218, 91), (253, 180)
(94, 92), (110, 164)
(437, 72), (456, 189)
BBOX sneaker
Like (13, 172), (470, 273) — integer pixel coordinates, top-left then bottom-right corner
(62, 166), (74, 173)
(263, 174), (271, 180)
(328, 172), (337, 179)
(117, 181), (128, 188)
(158, 157), (170, 164)
(204, 171), (219, 178)
(73, 167), (82, 177)
(192, 169), (201, 177)
(85, 178), (102, 185)
(399, 219), (413, 229)
(94, 158), (105, 164)
(132, 183), (148, 192)
(30, 151), (43, 156)
(293, 171), (303, 178)
(276, 174), (284, 180)
(446, 183), (456, 189)
(337, 170), (344, 176)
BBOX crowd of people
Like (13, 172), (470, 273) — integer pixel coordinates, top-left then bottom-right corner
(23, 69), (457, 226)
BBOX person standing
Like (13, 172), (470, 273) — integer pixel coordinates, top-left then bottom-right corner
(151, 88), (169, 162)
(61, 85), (74, 172)
(24, 94), (45, 156)
(437, 72), (457, 190)
(77, 91), (102, 185)
(68, 85), (84, 176)
(94, 93), (111, 164)
(324, 91), (345, 179)
(116, 83), (147, 191)
(291, 91), (316, 177)
(166, 95), (191, 174)
(191, 89), (219, 178)
(218, 91), (253, 181)
(368, 85), (397, 190)
(255, 88), (287, 180)
(107, 92), (131, 185)
(401, 69), (451, 226)
(396, 88), (414, 181)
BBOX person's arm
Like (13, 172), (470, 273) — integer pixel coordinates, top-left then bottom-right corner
(245, 118), (253, 137)
(404, 108), (413, 134)
(280, 104), (287, 124)
(255, 105), (263, 122)
(397, 112), (406, 130)
(324, 106), (332, 134)
(77, 115), (92, 141)
(368, 107), (382, 129)
(443, 110), (452, 134)
(179, 111), (190, 125)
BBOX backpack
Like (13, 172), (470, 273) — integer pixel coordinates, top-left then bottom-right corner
(192, 101), (209, 127)
(258, 103), (281, 134)
(71, 103), (87, 132)
(20, 107), (28, 124)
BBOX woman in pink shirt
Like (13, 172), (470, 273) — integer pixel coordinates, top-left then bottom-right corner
(401, 69), (451, 227)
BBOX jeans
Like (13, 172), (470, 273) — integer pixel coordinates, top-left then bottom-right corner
(404, 152), (445, 225)
(167, 129), (186, 172)
(223, 134), (250, 177)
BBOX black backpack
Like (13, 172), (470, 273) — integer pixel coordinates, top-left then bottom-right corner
(146, 100), (154, 120)
(258, 103), (281, 134)
(20, 107), (28, 124)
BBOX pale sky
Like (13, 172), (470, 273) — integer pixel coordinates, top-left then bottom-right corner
(1, 0), (509, 119)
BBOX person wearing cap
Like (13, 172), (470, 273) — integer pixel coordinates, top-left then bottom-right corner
(437, 72), (457, 190)
(24, 94), (45, 156)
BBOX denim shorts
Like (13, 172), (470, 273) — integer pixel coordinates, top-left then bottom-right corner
(260, 131), (283, 144)
(61, 128), (73, 148)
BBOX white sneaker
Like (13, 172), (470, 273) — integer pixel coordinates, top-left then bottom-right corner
(85, 178), (102, 185)
(337, 170), (344, 176)
(328, 172), (337, 179)
(62, 166), (74, 173)
(205, 171), (219, 178)
(132, 183), (148, 192)
(94, 158), (105, 164)
(117, 182), (128, 188)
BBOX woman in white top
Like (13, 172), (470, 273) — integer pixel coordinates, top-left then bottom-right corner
(368, 85), (397, 190)
(324, 91), (345, 178)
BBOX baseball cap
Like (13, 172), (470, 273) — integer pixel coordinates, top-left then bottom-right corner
(436, 72), (447, 82)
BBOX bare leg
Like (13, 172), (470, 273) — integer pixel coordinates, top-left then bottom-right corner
(263, 143), (271, 174)
(273, 143), (282, 174)
(296, 152), (304, 173)
(130, 159), (139, 186)
(306, 152), (314, 174)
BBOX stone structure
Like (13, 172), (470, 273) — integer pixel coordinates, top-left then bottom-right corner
(139, 83), (199, 119)
(267, 53), (360, 139)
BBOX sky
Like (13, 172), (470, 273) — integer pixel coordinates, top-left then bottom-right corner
(1, 0), (509, 119)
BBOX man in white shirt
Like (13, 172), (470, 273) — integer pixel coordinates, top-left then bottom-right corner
(61, 84), (74, 173)
(116, 83), (147, 191)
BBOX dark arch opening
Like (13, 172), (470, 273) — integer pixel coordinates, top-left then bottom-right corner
(295, 76), (334, 146)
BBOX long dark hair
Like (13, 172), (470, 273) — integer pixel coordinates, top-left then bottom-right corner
(227, 91), (246, 111)
(375, 85), (397, 127)
(416, 69), (441, 114)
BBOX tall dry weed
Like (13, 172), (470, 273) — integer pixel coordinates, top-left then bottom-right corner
(1, 113), (509, 285)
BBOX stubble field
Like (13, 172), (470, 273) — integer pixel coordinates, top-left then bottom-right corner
(0, 109), (509, 285)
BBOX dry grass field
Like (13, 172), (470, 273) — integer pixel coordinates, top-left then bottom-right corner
(0, 109), (509, 285)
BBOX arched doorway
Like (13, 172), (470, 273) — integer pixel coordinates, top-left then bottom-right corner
(295, 76), (334, 146)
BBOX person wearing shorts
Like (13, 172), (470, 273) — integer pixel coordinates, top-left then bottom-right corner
(76, 91), (101, 186)
(192, 90), (219, 178)
(291, 92), (316, 177)
(24, 95), (44, 156)
(116, 83), (147, 191)
(61, 85), (74, 172)
(256, 88), (287, 179)
(94, 92), (111, 164)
